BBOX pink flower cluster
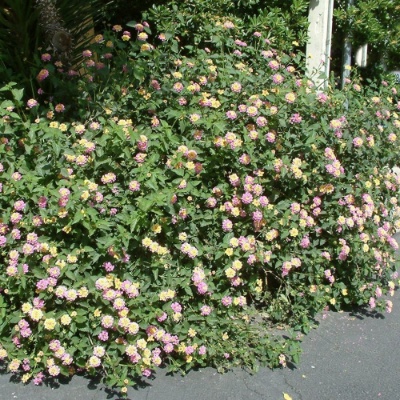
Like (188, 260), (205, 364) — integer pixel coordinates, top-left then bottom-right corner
(191, 267), (208, 295)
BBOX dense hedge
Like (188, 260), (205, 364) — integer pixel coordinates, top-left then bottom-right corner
(0, 11), (399, 394)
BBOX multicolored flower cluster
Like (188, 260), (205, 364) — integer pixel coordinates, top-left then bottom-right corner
(0, 12), (399, 395)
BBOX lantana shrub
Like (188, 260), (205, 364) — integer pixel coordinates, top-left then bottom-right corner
(0, 16), (400, 393)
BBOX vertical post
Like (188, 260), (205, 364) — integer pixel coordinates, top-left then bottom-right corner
(355, 44), (368, 67)
(324, 0), (334, 84)
(306, 0), (335, 89)
(341, 0), (354, 89)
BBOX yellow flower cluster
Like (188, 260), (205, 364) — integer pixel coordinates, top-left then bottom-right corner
(290, 158), (303, 179)
(159, 289), (176, 301)
(142, 237), (169, 256)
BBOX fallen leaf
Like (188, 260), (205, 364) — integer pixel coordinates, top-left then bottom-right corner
(283, 393), (293, 400)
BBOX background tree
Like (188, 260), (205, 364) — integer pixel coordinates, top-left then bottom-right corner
(99, 0), (399, 82)
(334, 0), (400, 71)
(0, 0), (109, 96)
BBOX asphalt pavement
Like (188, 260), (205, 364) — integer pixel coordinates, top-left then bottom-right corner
(1, 237), (400, 400)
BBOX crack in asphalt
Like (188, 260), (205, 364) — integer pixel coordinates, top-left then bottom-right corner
(282, 373), (304, 400)
(233, 370), (267, 399)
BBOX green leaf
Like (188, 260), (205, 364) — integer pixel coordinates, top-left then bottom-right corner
(11, 88), (23, 102)
(138, 198), (154, 212)
(126, 20), (138, 28)
(72, 210), (83, 225)
(65, 269), (77, 281)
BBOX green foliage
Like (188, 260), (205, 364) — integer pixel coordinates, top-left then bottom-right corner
(0, 0), (41, 89)
(145, 0), (310, 52)
(0, 0), (109, 97)
(0, 7), (399, 396)
(334, 0), (400, 69)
